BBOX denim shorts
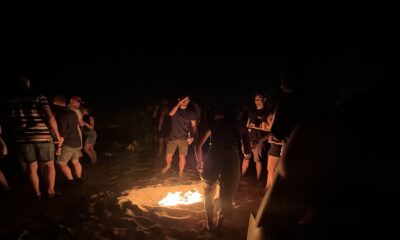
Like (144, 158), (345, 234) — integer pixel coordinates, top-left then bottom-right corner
(19, 142), (55, 163)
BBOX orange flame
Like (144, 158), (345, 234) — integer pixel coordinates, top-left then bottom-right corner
(158, 189), (202, 206)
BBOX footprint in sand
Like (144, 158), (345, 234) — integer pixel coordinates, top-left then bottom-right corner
(152, 211), (193, 220)
(105, 167), (118, 174)
(90, 194), (99, 199)
(133, 216), (157, 227)
(108, 175), (119, 181)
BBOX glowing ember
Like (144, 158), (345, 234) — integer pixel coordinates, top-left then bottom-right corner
(158, 189), (202, 206)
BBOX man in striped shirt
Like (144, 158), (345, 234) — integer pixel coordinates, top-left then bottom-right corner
(9, 77), (63, 199)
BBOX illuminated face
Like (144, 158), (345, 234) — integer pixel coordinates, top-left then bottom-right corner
(71, 99), (81, 108)
(254, 95), (265, 108)
(180, 97), (190, 109)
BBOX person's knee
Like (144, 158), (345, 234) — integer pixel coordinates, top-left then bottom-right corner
(71, 160), (80, 165)
(203, 184), (216, 194)
(43, 161), (54, 169)
(29, 162), (38, 171)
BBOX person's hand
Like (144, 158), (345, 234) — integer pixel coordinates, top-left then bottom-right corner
(187, 137), (194, 145)
(179, 97), (190, 106)
(56, 136), (64, 147)
(248, 123), (256, 129)
(55, 146), (62, 156)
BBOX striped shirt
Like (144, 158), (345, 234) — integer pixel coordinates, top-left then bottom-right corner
(10, 95), (53, 143)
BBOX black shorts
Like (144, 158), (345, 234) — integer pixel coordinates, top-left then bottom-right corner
(268, 143), (282, 157)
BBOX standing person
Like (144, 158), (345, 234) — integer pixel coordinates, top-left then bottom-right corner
(260, 102), (283, 191)
(82, 106), (97, 164)
(161, 95), (197, 178)
(195, 107), (251, 231)
(264, 115), (282, 191)
(156, 99), (171, 158)
(9, 77), (63, 199)
(53, 96), (83, 184)
(247, 86), (397, 240)
(68, 96), (84, 140)
(241, 93), (269, 184)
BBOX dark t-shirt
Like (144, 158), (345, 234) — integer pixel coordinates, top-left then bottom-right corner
(169, 108), (195, 139)
(208, 118), (251, 155)
(58, 107), (81, 148)
(248, 108), (268, 141)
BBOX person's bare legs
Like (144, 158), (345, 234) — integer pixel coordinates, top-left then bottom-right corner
(56, 162), (74, 180)
(28, 162), (41, 197)
(178, 155), (186, 177)
(255, 161), (262, 182)
(161, 153), (173, 175)
(71, 159), (82, 179)
(241, 159), (250, 176)
(42, 161), (56, 194)
(84, 143), (97, 164)
(242, 159), (250, 176)
(265, 155), (279, 190)
(0, 169), (10, 190)
(253, 142), (264, 183)
(203, 182), (217, 230)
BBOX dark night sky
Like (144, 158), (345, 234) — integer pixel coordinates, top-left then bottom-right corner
(1, 5), (395, 109)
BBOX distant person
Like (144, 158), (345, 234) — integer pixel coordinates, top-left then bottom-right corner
(161, 95), (197, 178)
(241, 93), (270, 184)
(144, 104), (155, 146)
(156, 99), (171, 158)
(68, 96), (84, 142)
(53, 95), (83, 184)
(82, 106), (97, 164)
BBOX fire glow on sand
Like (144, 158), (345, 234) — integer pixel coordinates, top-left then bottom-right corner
(118, 182), (218, 210)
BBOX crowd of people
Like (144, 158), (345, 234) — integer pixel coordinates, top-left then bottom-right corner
(0, 77), (98, 199)
(0, 69), (395, 239)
